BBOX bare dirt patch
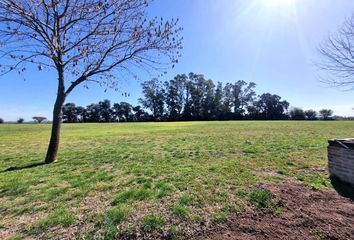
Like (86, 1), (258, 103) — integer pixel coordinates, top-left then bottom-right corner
(195, 183), (354, 240)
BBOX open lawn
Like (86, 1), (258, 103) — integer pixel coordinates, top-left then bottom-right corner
(0, 121), (353, 239)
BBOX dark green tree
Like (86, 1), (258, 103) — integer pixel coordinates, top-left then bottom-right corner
(112, 103), (123, 122)
(17, 118), (24, 124)
(182, 78), (193, 120)
(76, 106), (86, 123)
(201, 79), (216, 120)
(85, 104), (101, 122)
(289, 107), (305, 120)
(98, 100), (113, 122)
(119, 102), (133, 122)
(222, 83), (234, 119)
(186, 73), (206, 120)
(139, 79), (165, 120)
(248, 93), (289, 120)
(232, 80), (256, 118)
(213, 82), (224, 119)
(132, 105), (147, 122)
(319, 109), (333, 120)
(165, 74), (187, 120)
(304, 110), (318, 120)
(62, 103), (80, 123)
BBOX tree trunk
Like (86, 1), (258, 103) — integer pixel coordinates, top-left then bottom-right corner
(45, 69), (66, 164)
(45, 94), (65, 163)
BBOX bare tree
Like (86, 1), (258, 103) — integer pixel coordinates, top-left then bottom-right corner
(318, 15), (354, 88)
(0, 0), (182, 164)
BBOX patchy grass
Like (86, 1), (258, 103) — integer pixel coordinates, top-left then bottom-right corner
(0, 121), (351, 239)
(179, 194), (194, 206)
(171, 204), (190, 220)
(112, 188), (151, 205)
(105, 206), (129, 226)
(33, 205), (75, 233)
(213, 211), (228, 224)
(142, 215), (166, 232)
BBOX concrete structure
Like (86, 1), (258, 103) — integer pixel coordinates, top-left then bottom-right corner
(328, 139), (354, 186)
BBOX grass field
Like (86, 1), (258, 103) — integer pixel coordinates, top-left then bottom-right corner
(0, 121), (352, 239)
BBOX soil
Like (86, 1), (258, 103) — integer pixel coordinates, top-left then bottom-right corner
(194, 183), (354, 240)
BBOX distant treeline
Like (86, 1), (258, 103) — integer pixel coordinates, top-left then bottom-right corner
(0, 73), (337, 123)
(58, 73), (334, 123)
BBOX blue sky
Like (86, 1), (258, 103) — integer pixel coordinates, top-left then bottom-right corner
(1, 0), (354, 121)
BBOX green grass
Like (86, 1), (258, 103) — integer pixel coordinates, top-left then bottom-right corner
(142, 215), (166, 232)
(33, 205), (75, 233)
(0, 121), (351, 239)
(249, 189), (273, 209)
(172, 204), (190, 219)
(213, 211), (228, 224)
(105, 206), (129, 226)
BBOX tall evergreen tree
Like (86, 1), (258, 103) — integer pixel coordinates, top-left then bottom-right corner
(222, 83), (234, 119)
(201, 79), (216, 120)
(86, 104), (101, 122)
(98, 100), (113, 122)
(232, 80), (256, 118)
(213, 82), (224, 119)
(187, 73), (206, 120)
(119, 102), (133, 121)
(139, 78), (165, 120)
(165, 74), (187, 120)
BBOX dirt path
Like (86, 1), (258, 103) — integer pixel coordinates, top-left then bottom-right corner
(195, 183), (354, 240)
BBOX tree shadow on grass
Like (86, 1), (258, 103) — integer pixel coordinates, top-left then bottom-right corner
(0, 162), (47, 173)
(330, 176), (354, 201)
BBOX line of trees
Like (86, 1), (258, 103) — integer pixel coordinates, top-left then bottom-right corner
(0, 73), (338, 124)
(0, 107), (335, 124)
(62, 100), (149, 123)
(140, 73), (290, 121)
(289, 108), (333, 120)
(57, 73), (335, 123)
(0, 117), (48, 124)
(0, 72), (338, 124)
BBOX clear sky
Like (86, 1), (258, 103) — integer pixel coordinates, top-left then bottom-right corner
(1, 0), (354, 121)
